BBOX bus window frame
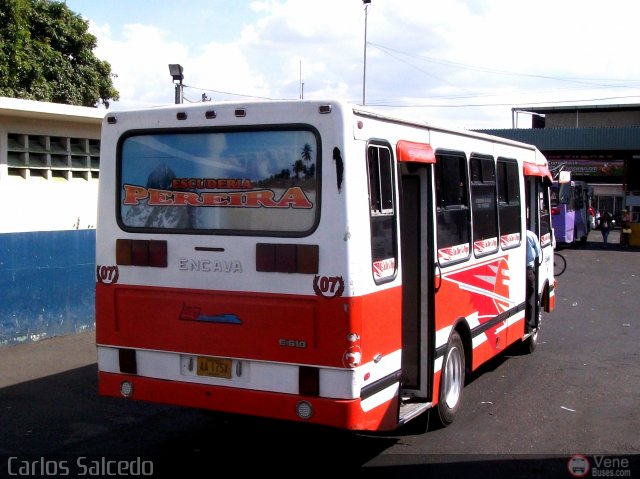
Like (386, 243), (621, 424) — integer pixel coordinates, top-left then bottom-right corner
(469, 153), (499, 258)
(435, 149), (471, 268)
(115, 125), (323, 238)
(366, 140), (398, 285)
(496, 157), (522, 250)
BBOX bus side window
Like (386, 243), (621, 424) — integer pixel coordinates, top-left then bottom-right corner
(575, 184), (585, 209)
(539, 186), (552, 243)
(435, 151), (470, 264)
(367, 144), (397, 283)
(559, 183), (573, 211)
(497, 158), (522, 248)
(470, 154), (498, 256)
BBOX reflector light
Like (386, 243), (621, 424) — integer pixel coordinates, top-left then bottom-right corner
(235, 109), (246, 117)
(318, 105), (332, 114)
(299, 366), (320, 397)
(296, 400), (314, 420)
(120, 381), (134, 398)
(177, 112), (187, 120)
(205, 110), (217, 119)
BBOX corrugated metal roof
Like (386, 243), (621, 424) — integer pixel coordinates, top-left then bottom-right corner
(474, 127), (640, 151)
(512, 104), (640, 114)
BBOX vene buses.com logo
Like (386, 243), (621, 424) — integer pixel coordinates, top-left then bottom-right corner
(568, 454), (633, 478)
(568, 454), (590, 477)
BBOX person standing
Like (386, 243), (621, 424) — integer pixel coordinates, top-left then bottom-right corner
(526, 229), (542, 333)
(600, 211), (612, 247)
(588, 205), (596, 231)
(620, 209), (632, 247)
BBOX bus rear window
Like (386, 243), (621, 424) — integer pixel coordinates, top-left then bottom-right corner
(118, 128), (319, 235)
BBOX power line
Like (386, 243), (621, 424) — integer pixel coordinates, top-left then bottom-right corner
(368, 42), (640, 89)
(177, 42), (640, 109)
(182, 83), (293, 101)
(366, 95), (640, 109)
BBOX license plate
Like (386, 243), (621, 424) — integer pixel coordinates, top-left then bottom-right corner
(197, 356), (232, 379)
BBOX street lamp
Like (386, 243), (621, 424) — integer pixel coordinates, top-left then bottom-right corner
(362, 0), (371, 106)
(168, 64), (184, 104)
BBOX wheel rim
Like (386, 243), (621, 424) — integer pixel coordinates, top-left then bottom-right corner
(443, 346), (463, 409)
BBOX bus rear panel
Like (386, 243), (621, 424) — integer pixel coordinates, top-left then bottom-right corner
(96, 101), (404, 431)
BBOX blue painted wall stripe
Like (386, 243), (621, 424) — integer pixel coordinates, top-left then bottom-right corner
(0, 230), (95, 346)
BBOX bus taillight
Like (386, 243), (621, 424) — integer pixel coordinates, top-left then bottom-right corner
(255, 243), (319, 274)
(116, 239), (168, 267)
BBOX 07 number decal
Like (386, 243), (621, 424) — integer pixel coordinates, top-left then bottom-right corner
(96, 265), (119, 285)
(313, 275), (345, 298)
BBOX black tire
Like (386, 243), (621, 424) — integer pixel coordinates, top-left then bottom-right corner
(434, 331), (465, 427)
(519, 301), (542, 354)
(520, 322), (539, 354)
(554, 253), (566, 276)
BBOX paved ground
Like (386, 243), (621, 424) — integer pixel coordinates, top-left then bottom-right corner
(0, 331), (97, 389)
(586, 226), (621, 246)
(0, 229), (638, 478)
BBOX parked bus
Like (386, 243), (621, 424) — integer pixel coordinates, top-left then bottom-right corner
(95, 100), (555, 432)
(551, 179), (590, 245)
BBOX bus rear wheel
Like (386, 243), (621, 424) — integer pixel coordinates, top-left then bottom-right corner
(434, 331), (465, 427)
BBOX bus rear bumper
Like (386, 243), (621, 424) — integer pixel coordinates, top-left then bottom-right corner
(98, 371), (400, 431)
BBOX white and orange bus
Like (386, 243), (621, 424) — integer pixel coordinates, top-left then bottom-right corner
(95, 99), (555, 431)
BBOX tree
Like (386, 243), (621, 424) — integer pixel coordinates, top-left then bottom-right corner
(0, 0), (119, 107)
(299, 143), (314, 178)
(292, 159), (305, 180)
(301, 143), (313, 164)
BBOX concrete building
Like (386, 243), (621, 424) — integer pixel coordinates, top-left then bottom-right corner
(476, 103), (640, 223)
(0, 97), (104, 346)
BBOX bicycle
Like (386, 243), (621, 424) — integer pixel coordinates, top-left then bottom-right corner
(554, 252), (566, 276)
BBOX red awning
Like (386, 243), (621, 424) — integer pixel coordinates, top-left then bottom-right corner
(396, 140), (435, 163)
(523, 162), (553, 184)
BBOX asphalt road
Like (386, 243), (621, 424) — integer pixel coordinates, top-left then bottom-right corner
(0, 232), (638, 478)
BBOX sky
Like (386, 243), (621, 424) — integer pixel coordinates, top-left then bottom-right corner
(64, 0), (640, 130)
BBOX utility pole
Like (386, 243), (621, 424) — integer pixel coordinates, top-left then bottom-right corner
(362, 0), (371, 106)
(300, 60), (304, 99)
